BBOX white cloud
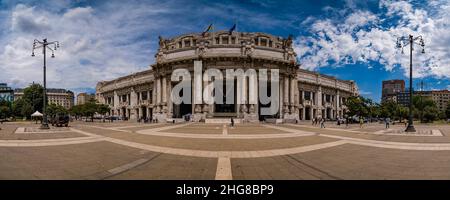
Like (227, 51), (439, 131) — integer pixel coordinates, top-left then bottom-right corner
(0, 2), (173, 91)
(295, 0), (450, 79)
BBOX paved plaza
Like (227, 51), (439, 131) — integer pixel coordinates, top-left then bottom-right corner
(1, 121), (450, 179)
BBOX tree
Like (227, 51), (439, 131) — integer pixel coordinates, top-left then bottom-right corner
(22, 83), (44, 112)
(69, 105), (82, 120)
(412, 95), (438, 123)
(82, 100), (98, 122)
(0, 105), (10, 119)
(0, 100), (11, 119)
(46, 103), (67, 118)
(97, 104), (110, 122)
(21, 103), (33, 120)
(12, 98), (28, 118)
(422, 106), (439, 122)
(344, 96), (368, 117)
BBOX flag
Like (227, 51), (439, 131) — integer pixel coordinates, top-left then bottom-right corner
(228, 24), (236, 35)
(202, 24), (213, 36)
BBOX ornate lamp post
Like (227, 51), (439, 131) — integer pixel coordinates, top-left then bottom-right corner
(32, 38), (60, 129)
(395, 35), (425, 132)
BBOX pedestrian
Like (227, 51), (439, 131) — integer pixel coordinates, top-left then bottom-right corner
(359, 117), (364, 128)
(320, 118), (325, 128)
(337, 118), (341, 126)
(311, 118), (315, 125)
(385, 117), (390, 129)
(231, 117), (234, 127)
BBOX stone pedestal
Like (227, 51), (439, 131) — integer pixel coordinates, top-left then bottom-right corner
(192, 113), (205, 122)
(154, 113), (167, 123)
(243, 113), (258, 122)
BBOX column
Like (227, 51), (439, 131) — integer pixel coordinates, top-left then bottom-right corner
(336, 91), (340, 117)
(152, 82), (156, 105)
(317, 86), (322, 117)
(194, 62), (203, 112)
(290, 78), (295, 105)
(249, 74), (258, 115)
(302, 107), (305, 120)
(284, 77), (289, 104)
(167, 77), (172, 116)
(279, 77), (283, 119)
(162, 76), (167, 103)
(113, 91), (119, 108)
(130, 89), (137, 107)
(156, 78), (161, 104)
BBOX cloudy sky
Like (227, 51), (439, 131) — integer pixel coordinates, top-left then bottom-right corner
(0, 0), (449, 102)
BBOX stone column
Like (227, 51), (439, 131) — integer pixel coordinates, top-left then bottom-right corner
(290, 77), (297, 116)
(302, 107), (305, 120)
(279, 77), (283, 119)
(156, 78), (161, 105)
(317, 86), (322, 118)
(284, 77), (289, 104)
(167, 77), (172, 117)
(193, 61), (203, 118)
(152, 82), (156, 105)
(290, 77), (295, 105)
(162, 76), (167, 103)
(113, 91), (119, 109)
(336, 91), (340, 118)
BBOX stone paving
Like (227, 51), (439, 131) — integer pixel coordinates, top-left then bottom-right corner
(1, 120), (450, 179)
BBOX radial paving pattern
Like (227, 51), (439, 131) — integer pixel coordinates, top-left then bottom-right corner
(0, 121), (450, 179)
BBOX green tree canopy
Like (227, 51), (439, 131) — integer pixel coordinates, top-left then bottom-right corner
(22, 83), (44, 112)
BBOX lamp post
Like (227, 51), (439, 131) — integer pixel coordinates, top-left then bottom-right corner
(32, 38), (60, 129)
(395, 35), (425, 132)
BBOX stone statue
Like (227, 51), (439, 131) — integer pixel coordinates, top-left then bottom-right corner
(283, 34), (293, 48)
(158, 36), (166, 49)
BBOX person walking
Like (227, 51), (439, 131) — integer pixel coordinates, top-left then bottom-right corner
(359, 117), (364, 129)
(231, 117), (234, 127)
(320, 118), (325, 128)
(385, 117), (390, 129)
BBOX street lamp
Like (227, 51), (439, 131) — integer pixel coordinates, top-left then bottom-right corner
(395, 35), (425, 132)
(32, 38), (60, 129)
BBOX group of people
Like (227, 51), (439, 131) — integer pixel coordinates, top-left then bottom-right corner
(312, 117), (326, 128)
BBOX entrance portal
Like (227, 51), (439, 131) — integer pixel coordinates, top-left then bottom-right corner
(305, 107), (311, 120)
(214, 79), (236, 115)
(172, 88), (192, 118)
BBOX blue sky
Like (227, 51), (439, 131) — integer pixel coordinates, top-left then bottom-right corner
(0, 0), (449, 101)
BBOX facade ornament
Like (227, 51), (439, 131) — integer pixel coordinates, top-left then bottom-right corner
(158, 36), (167, 50)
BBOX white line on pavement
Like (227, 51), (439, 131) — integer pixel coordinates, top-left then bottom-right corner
(215, 157), (232, 180)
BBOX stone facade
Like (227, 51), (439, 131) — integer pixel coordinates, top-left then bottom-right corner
(14, 88), (74, 109)
(76, 93), (95, 105)
(96, 31), (358, 122)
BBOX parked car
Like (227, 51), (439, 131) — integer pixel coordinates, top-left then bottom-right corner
(51, 114), (70, 127)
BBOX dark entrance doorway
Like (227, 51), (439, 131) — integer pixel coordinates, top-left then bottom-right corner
(214, 79), (236, 114)
(305, 107), (311, 120)
(142, 106), (147, 120)
(172, 88), (192, 118)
